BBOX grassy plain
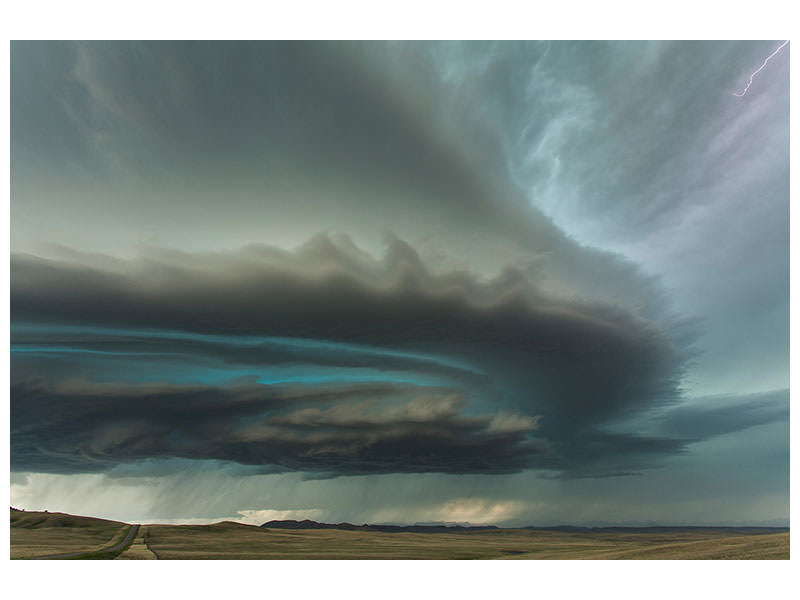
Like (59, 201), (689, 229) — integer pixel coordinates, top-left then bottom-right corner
(10, 509), (789, 559)
(10, 509), (130, 559)
(142, 522), (789, 560)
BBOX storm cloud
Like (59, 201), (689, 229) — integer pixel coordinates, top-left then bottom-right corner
(11, 235), (687, 477)
(10, 41), (788, 526)
(11, 379), (545, 475)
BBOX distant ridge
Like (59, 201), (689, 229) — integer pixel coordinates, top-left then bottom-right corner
(523, 525), (789, 534)
(260, 519), (788, 535)
(260, 519), (498, 533)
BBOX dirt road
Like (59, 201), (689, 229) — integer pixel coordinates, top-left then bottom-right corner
(34, 524), (140, 560)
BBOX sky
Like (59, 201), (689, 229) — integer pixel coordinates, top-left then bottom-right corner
(9, 40), (789, 527)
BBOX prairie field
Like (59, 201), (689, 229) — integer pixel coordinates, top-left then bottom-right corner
(11, 509), (789, 559)
(140, 522), (789, 560)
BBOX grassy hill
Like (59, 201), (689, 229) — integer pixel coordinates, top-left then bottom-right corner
(10, 508), (131, 559)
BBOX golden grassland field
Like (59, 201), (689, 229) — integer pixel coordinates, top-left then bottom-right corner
(10, 509), (132, 559)
(10, 509), (789, 560)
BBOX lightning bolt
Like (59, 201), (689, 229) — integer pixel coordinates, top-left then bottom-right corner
(733, 40), (789, 97)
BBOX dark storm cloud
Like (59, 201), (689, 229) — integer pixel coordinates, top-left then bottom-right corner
(653, 388), (789, 440)
(11, 235), (683, 421)
(11, 234), (690, 476)
(541, 389), (790, 479)
(10, 378), (543, 476)
(539, 431), (693, 480)
(10, 40), (695, 479)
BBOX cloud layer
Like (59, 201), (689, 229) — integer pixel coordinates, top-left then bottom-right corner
(15, 239), (785, 480)
(12, 235), (688, 477)
(11, 379), (546, 475)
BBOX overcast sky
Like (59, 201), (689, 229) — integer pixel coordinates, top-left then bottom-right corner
(10, 41), (788, 526)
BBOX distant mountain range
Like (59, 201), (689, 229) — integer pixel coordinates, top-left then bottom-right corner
(259, 519), (789, 534)
(260, 519), (499, 533)
(522, 525), (790, 534)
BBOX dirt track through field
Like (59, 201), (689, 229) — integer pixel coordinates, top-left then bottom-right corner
(34, 524), (140, 560)
(115, 528), (158, 560)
